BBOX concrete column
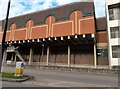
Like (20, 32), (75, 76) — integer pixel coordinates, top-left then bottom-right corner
(42, 44), (44, 56)
(68, 45), (70, 66)
(46, 46), (49, 66)
(29, 48), (34, 65)
(11, 54), (14, 61)
(94, 43), (97, 68)
(14, 55), (17, 64)
(2, 49), (7, 63)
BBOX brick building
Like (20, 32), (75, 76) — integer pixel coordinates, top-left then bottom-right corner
(0, 2), (109, 67)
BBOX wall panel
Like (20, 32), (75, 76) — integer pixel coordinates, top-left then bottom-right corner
(96, 31), (107, 43)
(6, 31), (11, 41)
(79, 17), (95, 34)
(14, 28), (27, 41)
(31, 25), (48, 39)
(52, 21), (74, 37)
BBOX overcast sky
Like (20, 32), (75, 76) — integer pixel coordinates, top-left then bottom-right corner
(0, 0), (105, 20)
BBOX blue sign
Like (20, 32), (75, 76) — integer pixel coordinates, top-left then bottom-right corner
(21, 63), (24, 67)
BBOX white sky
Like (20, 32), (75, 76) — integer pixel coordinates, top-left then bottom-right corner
(0, 0), (105, 20)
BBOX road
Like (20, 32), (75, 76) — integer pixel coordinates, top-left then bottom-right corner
(1, 66), (119, 87)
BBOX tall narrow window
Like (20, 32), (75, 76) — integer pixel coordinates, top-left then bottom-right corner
(109, 9), (114, 20)
(114, 8), (120, 20)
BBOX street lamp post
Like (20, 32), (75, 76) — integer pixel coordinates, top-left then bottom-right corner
(2, 0), (11, 58)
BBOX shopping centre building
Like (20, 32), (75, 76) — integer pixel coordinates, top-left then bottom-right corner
(0, 1), (118, 68)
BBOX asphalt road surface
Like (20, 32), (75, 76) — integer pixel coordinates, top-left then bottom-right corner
(1, 66), (119, 87)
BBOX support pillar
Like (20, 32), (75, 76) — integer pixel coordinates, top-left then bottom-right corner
(42, 44), (44, 56)
(46, 46), (49, 66)
(11, 53), (14, 61)
(94, 43), (97, 68)
(2, 49), (7, 63)
(29, 48), (34, 65)
(14, 55), (17, 64)
(68, 45), (70, 66)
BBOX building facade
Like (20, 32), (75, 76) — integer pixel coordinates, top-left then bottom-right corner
(96, 17), (108, 65)
(106, 0), (120, 67)
(0, 2), (109, 67)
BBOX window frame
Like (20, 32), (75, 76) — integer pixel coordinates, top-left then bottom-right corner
(110, 26), (120, 38)
(112, 45), (120, 58)
(108, 7), (120, 20)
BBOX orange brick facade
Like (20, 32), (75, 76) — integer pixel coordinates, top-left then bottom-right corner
(0, 11), (95, 42)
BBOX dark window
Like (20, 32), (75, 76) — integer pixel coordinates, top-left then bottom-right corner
(112, 45), (120, 58)
(110, 26), (120, 38)
(109, 8), (120, 20)
(109, 9), (114, 20)
(97, 49), (108, 57)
